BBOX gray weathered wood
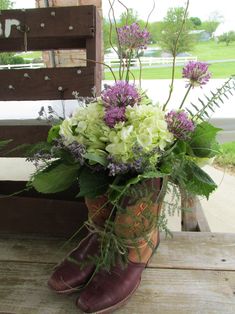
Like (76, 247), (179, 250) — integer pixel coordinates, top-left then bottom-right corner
(196, 198), (211, 232)
(181, 192), (211, 232)
(0, 262), (234, 314)
(149, 232), (235, 270)
(0, 232), (235, 271)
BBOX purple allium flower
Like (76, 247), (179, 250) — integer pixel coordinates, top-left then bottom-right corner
(182, 61), (211, 88)
(165, 110), (195, 140)
(117, 23), (150, 50)
(67, 141), (86, 165)
(104, 106), (126, 128)
(101, 81), (141, 108)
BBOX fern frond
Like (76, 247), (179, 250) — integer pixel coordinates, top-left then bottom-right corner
(188, 76), (235, 121)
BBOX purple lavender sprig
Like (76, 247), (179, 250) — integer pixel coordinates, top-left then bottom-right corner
(117, 23), (150, 51)
(182, 61), (211, 88)
(107, 144), (161, 176)
(107, 160), (130, 176)
(165, 110), (195, 141)
(67, 142), (86, 165)
(26, 151), (52, 168)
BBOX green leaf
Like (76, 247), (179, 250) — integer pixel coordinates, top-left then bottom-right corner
(173, 140), (187, 155)
(47, 124), (61, 143)
(109, 170), (167, 202)
(25, 141), (52, 157)
(77, 167), (111, 198)
(84, 152), (108, 167)
(189, 122), (221, 158)
(183, 160), (217, 199)
(128, 171), (166, 187)
(0, 139), (12, 149)
(32, 162), (80, 194)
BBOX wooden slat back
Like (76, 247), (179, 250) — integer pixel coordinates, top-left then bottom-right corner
(0, 6), (95, 51)
(0, 122), (50, 157)
(0, 67), (95, 100)
(0, 6), (101, 100)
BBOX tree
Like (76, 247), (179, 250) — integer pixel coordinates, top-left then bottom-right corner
(0, 1), (14, 64)
(201, 21), (220, 36)
(147, 21), (164, 43)
(218, 31), (235, 46)
(103, 18), (113, 52)
(159, 7), (195, 56)
(190, 17), (202, 29)
(0, 0), (13, 9)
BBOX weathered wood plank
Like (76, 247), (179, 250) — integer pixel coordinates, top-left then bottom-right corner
(0, 233), (235, 272)
(149, 232), (235, 271)
(196, 198), (211, 232)
(0, 6), (95, 52)
(0, 123), (50, 157)
(0, 67), (95, 101)
(0, 180), (80, 200)
(0, 262), (77, 314)
(181, 193), (210, 232)
(181, 192), (199, 231)
(0, 196), (88, 236)
(0, 262), (234, 314)
(86, 6), (102, 95)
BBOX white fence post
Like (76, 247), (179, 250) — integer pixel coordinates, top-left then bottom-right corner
(104, 56), (198, 68)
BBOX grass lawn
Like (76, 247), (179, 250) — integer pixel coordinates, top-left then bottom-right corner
(104, 62), (235, 80)
(18, 51), (42, 60)
(214, 141), (235, 174)
(150, 40), (235, 62)
(192, 40), (235, 61)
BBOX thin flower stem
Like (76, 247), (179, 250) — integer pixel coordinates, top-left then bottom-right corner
(117, 0), (129, 25)
(137, 55), (142, 88)
(125, 53), (133, 82)
(145, 0), (156, 29)
(107, 1), (119, 58)
(179, 84), (192, 109)
(163, 0), (190, 111)
(108, 0), (124, 81)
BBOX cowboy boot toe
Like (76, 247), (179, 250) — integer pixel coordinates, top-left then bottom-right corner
(48, 233), (99, 294)
(77, 262), (145, 313)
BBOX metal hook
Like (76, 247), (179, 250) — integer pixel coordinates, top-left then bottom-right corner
(8, 85), (15, 90)
(16, 24), (30, 52)
(24, 73), (30, 78)
(44, 76), (50, 81)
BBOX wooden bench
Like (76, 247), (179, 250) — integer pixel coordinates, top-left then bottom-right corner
(0, 5), (101, 236)
(0, 232), (234, 313)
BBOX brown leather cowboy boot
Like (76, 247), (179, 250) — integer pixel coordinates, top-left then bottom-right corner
(77, 178), (162, 313)
(48, 195), (112, 294)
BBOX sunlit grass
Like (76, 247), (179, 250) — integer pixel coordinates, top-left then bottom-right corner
(104, 62), (235, 80)
(215, 142), (235, 168)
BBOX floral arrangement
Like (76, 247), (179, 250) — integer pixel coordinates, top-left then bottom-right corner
(29, 18), (235, 246)
(25, 4), (235, 313)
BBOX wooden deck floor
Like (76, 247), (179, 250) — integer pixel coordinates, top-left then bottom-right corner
(0, 232), (235, 314)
